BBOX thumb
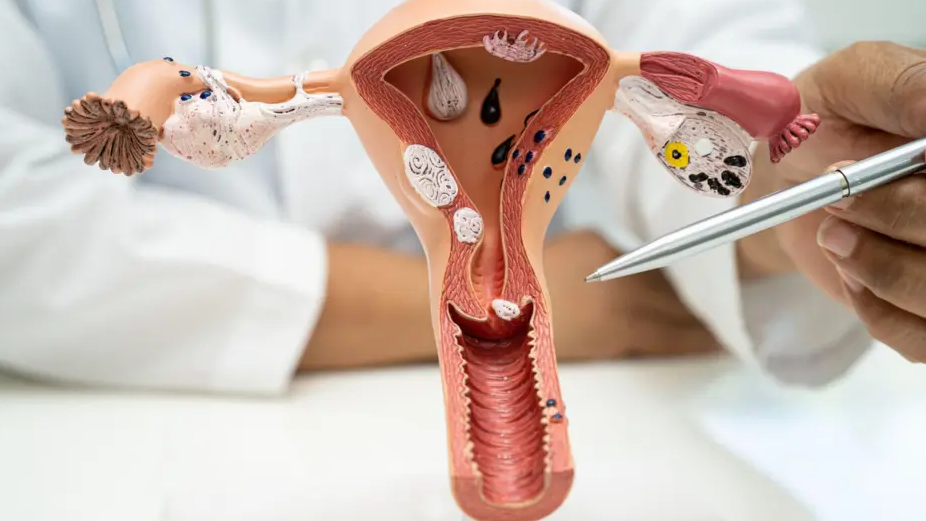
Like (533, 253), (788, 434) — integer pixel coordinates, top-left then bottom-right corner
(808, 41), (926, 137)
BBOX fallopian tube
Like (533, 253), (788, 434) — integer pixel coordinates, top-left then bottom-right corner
(60, 1), (819, 519)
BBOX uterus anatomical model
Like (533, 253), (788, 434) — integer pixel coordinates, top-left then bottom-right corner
(61, 0), (820, 519)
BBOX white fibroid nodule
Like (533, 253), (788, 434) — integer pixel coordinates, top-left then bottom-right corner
(492, 299), (521, 321)
(453, 207), (483, 244)
(403, 144), (458, 208)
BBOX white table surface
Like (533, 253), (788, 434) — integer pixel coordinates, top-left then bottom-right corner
(694, 345), (926, 521)
(0, 345), (923, 521)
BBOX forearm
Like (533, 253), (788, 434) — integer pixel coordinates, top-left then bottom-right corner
(545, 232), (719, 359)
(303, 232), (718, 371)
(299, 243), (436, 370)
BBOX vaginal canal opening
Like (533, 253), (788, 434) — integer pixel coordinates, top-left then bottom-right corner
(447, 301), (547, 506)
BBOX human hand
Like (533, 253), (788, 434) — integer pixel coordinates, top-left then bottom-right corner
(762, 42), (926, 362)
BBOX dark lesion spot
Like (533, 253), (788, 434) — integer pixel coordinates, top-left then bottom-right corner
(559, 175), (567, 186)
(525, 151), (534, 163)
(480, 78), (502, 125)
(707, 177), (731, 196)
(574, 153), (582, 164)
(564, 148), (572, 162)
(671, 149), (683, 160)
(688, 173), (709, 184)
(544, 191), (551, 203)
(491, 134), (516, 167)
(543, 166), (553, 179)
(534, 130), (547, 143)
(523, 109), (539, 127)
(724, 155), (747, 168)
(721, 170), (742, 189)
(518, 164), (526, 175)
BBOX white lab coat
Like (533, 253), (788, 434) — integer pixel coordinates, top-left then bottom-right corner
(0, 0), (871, 395)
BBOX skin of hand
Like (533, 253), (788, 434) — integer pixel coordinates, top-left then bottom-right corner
(300, 231), (717, 371)
(738, 41), (926, 363)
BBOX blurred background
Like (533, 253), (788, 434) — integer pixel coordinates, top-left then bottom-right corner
(804, 0), (926, 49)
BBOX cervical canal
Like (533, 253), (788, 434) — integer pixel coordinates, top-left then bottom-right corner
(470, 224), (505, 305)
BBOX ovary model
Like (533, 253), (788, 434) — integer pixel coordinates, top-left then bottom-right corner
(61, 1), (819, 519)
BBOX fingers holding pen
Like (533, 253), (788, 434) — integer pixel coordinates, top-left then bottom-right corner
(826, 173), (926, 245)
(833, 271), (926, 364)
(818, 215), (926, 315)
(817, 216), (926, 360)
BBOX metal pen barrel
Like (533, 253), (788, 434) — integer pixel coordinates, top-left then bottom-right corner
(840, 138), (926, 193)
(589, 174), (848, 280)
(589, 136), (926, 282)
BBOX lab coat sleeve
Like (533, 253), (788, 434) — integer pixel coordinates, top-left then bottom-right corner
(0, 1), (326, 396)
(563, 0), (872, 385)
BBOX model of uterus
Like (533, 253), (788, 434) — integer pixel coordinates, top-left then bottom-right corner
(61, 0), (819, 519)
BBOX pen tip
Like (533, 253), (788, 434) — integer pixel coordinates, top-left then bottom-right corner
(584, 272), (601, 283)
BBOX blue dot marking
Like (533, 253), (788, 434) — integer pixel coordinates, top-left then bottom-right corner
(544, 191), (550, 203)
(534, 130), (546, 143)
(543, 167), (553, 179)
(559, 176), (567, 186)
(199, 90), (212, 99)
(179, 93), (193, 101)
(512, 150), (520, 159)
(163, 57), (174, 62)
(179, 70), (191, 77)
(546, 399), (557, 407)
(574, 153), (582, 164)
(525, 151), (534, 163)
(552, 413), (563, 420)
(564, 149), (572, 161)
(518, 164), (526, 175)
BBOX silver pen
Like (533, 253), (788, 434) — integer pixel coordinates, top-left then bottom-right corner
(586, 137), (926, 283)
